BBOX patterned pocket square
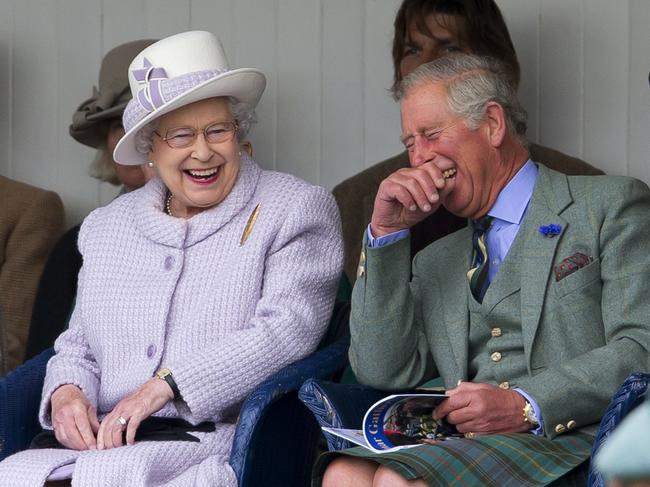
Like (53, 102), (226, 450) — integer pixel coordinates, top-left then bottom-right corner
(554, 252), (594, 281)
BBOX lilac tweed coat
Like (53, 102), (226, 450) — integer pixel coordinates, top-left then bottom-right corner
(0, 156), (343, 486)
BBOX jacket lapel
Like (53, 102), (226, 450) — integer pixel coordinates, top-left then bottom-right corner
(520, 165), (572, 364)
(438, 229), (473, 381)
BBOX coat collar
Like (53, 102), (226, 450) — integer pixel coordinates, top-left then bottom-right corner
(134, 155), (262, 248)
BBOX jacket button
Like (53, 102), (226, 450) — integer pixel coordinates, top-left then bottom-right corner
(554, 424), (566, 434)
(491, 327), (502, 337)
(491, 352), (502, 362)
(499, 381), (510, 390)
(567, 420), (577, 429)
(164, 255), (174, 270)
(146, 344), (156, 358)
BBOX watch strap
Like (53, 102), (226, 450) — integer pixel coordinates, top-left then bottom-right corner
(157, 368), (182, 401)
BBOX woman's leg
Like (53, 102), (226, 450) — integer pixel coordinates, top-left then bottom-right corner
(322, 456), (378, 487)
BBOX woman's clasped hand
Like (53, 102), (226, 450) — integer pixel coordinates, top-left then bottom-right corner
(96, 378), (173, 449)
(51, 378), (174, 450)
(51, 384), (100, 451)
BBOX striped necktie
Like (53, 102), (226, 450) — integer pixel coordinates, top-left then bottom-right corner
(467, 215), (493, 303)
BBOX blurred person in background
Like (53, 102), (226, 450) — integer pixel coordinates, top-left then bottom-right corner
(0, 175), (64, 374)
(595, 395), (650, 487)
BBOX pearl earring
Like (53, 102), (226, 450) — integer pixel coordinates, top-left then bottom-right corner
(238, 151), (242, 157)
(147, 161), (154, 168)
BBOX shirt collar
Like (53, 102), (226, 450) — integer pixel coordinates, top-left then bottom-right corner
(488, 159), (538, 225)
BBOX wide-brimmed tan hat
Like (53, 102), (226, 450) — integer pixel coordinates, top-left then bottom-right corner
(113, 31), (266, 166)
(70, 39), (156, 148)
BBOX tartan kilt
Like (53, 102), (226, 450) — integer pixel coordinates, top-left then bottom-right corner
(312, 432), (592, 487)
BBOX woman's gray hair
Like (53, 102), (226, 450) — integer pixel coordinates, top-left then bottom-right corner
(133, 96), (257, 156)
(396, 54), (528, 146)
(89, 146), (120, 185)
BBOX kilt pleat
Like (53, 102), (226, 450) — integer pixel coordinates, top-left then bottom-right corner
(312, 432), (592, 487)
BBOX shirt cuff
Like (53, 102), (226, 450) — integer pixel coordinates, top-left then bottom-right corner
(515, 388), (544, 435)
(366, 224), (410, 248)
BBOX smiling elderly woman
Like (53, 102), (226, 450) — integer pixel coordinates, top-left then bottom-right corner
(0, 31), (342, 486)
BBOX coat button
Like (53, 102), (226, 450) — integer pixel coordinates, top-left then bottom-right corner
(499, 381), (510, 390)
(146, 344), (156, 358)
(491, 327), (502, 337)
(491, 352), (502, 362)
(567, 420), (577, 429)
(554, 424), (566, 434)
(164, 255), (174, 270)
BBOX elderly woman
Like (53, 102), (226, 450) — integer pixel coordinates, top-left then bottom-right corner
(0, 30), (342, 486)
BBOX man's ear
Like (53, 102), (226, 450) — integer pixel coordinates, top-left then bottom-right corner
(240, 140), (253, 157)
(484, 101), (507, 147)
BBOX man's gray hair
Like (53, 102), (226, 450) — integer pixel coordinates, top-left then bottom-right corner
(134, 97), (257, 156)
(396, 54), (528, 146)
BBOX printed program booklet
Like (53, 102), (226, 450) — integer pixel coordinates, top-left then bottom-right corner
(322, 391), (462, 453)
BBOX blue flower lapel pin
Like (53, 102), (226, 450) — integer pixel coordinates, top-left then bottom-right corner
(538, 223), (562, 237)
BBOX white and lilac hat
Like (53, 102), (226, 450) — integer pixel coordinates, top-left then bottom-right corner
(114, 30), (266, 165)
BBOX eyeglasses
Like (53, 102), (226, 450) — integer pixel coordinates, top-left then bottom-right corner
(154, 120), (239, 149)
(401, 120), (461, 152)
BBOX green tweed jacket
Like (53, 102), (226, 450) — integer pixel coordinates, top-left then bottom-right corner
(349, 164), (650, 439)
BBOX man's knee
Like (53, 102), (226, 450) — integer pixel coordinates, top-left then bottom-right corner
(374, 465), (428, 487)
(322, 456), (378, 487)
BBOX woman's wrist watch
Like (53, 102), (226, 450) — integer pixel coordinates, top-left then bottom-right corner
(155, 367), (182, 401)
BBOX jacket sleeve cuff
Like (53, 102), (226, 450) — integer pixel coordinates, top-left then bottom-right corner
(366, 224), (410, 248)
(514, 387), (544, 435)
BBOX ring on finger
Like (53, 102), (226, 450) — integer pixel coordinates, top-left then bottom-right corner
(464, 432), (475, 439)
(117, 416), (128, 428)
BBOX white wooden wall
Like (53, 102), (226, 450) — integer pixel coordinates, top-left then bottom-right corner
(1, 0), (649, 227)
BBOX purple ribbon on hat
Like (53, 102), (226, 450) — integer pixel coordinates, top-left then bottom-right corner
(132, 57), (168, 113)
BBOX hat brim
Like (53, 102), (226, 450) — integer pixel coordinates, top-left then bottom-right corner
(69, 103), (129, 149)
(113, 68), (265, 165)
(86, 103), (128, 123)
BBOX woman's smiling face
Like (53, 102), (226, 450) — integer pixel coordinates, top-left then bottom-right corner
(149, 97), (241, 218)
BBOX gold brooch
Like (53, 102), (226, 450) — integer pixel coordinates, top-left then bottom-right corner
(240, 204), (261, 246)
